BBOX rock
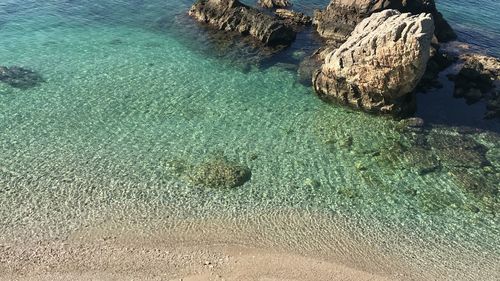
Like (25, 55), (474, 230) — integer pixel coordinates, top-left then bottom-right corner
(0, 66), (44, 89)
(258, 0), (291, 9)
(403, 147), (441, 175)
(428, 132), (490, 168)
(376, 144), (441, 176)
(190, 157), (252, 188)
(453, 54), (500, 110)
(449, 168), (499, 199)
(274, 9), (312, 26)
(397, 117), (425, 130)
(313, 0), (455, 45)
(189, 0), (296, 47)
(313, 10), (434, 115)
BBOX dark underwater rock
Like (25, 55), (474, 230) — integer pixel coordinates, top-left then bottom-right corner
(258, 0), (291, 8)
(396, 117), (425, 133)
(0, 66), (44, 89)
(189, 0), (296, 47)
(377, 144), (441, 176)
(451, 54), (500, 117)
(313, 10), (434, 115)
(189, 157), (252, 188)
(313, 0), (456, 45)
(449, 168), (499, 202)
(428, 132), (490, 168)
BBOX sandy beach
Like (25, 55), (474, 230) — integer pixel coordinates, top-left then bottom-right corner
(0, 239), (397, 281)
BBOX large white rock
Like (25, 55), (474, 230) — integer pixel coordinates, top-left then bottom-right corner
(313, 10), (434, 115)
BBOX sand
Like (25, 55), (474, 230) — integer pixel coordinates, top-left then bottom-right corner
(0, 238), (397, 281)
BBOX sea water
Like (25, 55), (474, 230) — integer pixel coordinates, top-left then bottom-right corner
(0, 1), (499, 280)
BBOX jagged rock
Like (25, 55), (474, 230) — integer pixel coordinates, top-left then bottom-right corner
(274, 9), (311, 26)
(258, 0), (291, 9)
(313, 10), (434, 115)
(313, 0), (455, 45)
(0, 66), (44, 89)
(189, 0), (296, 47)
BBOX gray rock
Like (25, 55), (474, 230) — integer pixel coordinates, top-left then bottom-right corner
(313, 10), (434, 115)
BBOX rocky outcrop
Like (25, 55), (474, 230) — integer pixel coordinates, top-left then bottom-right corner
(313, 10), (434, 115)
(0, 66), (44, 89)
(313, 0), (455, 45)
(258, 0), (291, 9)
(450, 54), (500, 118)
(274, 9), (312, 26)
(189, 0), (296, 47)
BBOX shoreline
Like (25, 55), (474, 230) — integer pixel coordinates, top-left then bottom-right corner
(1, 209), (499, 281)
(0, 240), (397, 281)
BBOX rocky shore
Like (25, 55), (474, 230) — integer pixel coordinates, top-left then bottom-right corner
(187, 0), (500, 118)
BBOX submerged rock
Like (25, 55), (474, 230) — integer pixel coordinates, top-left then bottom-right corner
(313, 10), (434, 115)
(451, 54), (500, 117)
(258, 0), (291, 8)
(190, 157), (252, 188)
(449, 168), (499, 205)
(0, 66), (44, 89)
(189, 0), (296, 47)
(274, 9), (312, 26)
(486, 92), (500, 119)
(397, 117), (425, 132)
(428, 132), (490, 169)
(313, 0), (455, 45)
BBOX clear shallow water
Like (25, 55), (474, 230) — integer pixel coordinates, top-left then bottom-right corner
(0, 1), (499, 280)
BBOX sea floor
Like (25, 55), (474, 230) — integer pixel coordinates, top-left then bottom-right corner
(0, 1), (499, 280)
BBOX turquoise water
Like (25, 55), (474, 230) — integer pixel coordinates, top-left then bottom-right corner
(0, 1), (499, 280)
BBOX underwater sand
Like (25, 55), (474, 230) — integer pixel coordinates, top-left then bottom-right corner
(0, 1), (499, 280)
